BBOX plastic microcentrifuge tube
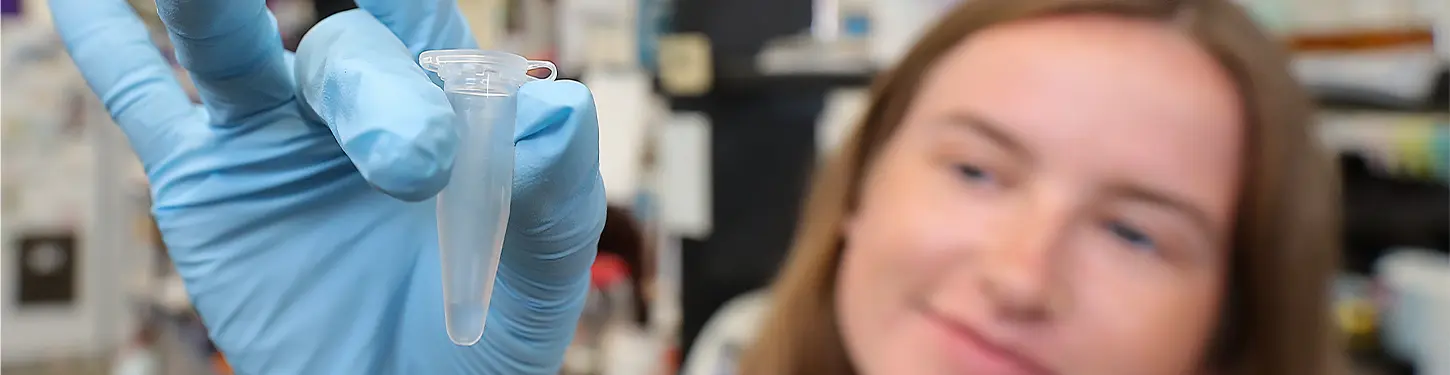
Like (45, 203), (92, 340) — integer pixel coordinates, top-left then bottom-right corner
(419, 49), (557, 346)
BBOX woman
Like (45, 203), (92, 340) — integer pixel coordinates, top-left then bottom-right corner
(53, 0), (1339, 373)
(738, 1), (1343, 374)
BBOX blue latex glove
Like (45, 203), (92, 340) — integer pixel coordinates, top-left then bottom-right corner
(51, 1), (605, 374)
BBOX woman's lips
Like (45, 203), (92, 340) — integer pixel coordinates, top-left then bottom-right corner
(920, 306), (1052, 375)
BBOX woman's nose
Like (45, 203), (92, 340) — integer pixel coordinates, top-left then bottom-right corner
(978, 203), (1072, 322)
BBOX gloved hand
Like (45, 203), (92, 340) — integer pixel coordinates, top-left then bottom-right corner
(50, 1), (605, 374)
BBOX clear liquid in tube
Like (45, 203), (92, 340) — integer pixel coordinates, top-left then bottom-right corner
(437, 90), (516, 346)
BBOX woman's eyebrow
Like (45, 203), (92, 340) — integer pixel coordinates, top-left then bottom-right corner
(941, 112), (1035, 163)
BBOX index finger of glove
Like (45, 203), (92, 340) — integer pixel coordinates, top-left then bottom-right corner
(50, 0), (195, 166)
(296, 10), (458, 201)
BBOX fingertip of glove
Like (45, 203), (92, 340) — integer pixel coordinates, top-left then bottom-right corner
(519, 80), (594, 112)
(311, 9), (383, 35)
(515, 80), (596, 141)
(347, 123), (455, 202)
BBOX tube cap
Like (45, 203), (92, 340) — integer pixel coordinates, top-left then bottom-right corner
(419, 49), (557, 84)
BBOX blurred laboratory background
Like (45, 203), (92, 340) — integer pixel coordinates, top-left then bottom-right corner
(0, 0), (1447, 374)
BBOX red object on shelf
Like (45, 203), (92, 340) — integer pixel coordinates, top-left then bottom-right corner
(591, 253), (631, 289)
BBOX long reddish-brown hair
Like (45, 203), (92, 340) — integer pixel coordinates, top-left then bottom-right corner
(739, 1), (1342, 374)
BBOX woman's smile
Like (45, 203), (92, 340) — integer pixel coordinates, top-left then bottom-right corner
(917, 300), (1053, 375)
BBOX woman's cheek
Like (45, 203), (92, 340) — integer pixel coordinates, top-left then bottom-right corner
(836, 218), (945, 375)
(854, 191), (976, 300)
(837, 165), (964, 370)
(1058, 246), (1225, 374)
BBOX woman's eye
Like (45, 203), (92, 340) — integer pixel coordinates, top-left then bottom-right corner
(955, 164), (995, 183)
(1107, 221), (1157, 252)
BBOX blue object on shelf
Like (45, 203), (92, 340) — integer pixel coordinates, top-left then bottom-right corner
(843, 14), (870, 38)
(638, 0), (673, 73)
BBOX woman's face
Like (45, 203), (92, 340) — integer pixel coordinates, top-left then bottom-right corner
(836, 16), (1244, 375)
